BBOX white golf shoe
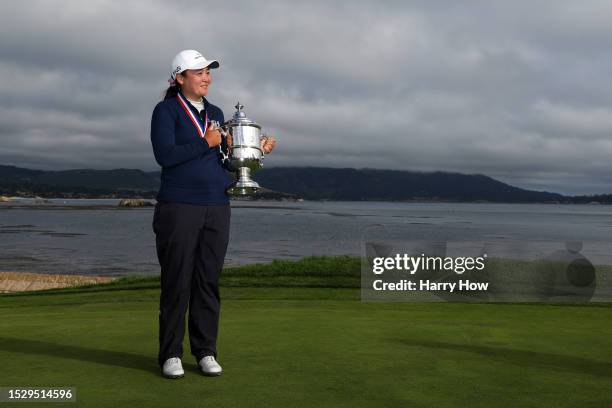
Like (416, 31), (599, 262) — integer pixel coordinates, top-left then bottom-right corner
(198, 356), (222, 376)
(162, 357), (184, 379)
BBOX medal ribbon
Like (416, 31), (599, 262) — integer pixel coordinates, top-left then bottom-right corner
(176, 93), (208, 139)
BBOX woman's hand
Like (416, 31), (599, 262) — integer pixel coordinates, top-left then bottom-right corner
(261, 136), (277, 154)
(204, 127), (222, 148)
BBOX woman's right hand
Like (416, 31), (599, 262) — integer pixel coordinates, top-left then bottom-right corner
(204, 127), (222, 147)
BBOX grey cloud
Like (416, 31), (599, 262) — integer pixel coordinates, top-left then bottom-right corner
(1, 0), (611, 195)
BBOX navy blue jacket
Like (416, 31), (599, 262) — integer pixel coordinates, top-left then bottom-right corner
(150, 94), (232, 205)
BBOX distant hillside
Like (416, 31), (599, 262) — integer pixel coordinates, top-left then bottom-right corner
(252, 167), (566, 203)
(0, 165), (158, 190)
(0, 164), (606, 203)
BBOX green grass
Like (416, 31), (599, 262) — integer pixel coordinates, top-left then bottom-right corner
(1, 256), (362, 297)
(1, 257), (611, 407)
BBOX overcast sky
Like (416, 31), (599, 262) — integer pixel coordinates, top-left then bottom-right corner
(1, 1), (611, 195)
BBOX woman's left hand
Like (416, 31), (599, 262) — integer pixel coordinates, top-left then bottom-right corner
(261, 136), (277, 154)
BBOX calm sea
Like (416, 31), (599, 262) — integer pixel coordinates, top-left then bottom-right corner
(1, 199), (611, 276)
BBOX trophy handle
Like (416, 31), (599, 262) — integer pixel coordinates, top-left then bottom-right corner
(209, 120), (230, 163)
(259, 133), (268, 165)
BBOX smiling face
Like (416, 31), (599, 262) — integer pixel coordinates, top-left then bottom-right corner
(176, 67), (212, 100)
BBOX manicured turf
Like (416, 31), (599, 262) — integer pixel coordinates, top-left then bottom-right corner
(1, 258), (611, 407)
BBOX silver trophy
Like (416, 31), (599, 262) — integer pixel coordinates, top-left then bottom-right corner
(213, 102), (268, 195)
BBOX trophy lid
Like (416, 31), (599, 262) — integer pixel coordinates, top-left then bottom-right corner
(228, 101), (260, 128)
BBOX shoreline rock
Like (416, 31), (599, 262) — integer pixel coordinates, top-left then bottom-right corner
(118, 199), (154, 207)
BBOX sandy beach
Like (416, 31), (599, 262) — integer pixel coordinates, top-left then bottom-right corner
(0, 272), (117, 293)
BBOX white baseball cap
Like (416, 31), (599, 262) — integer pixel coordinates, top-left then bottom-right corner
(171, 49), (220, 79)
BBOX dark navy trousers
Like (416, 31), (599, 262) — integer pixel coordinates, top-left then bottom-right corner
(153, 201), (230, 367)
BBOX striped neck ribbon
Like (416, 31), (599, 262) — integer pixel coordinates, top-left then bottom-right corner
(176, 93), (208, 139)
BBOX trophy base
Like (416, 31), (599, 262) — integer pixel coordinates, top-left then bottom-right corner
(226, 168), (261, 196)
(227, 185), (260, 196)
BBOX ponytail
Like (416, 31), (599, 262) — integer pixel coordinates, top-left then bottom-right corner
(163, 84), (180, 100)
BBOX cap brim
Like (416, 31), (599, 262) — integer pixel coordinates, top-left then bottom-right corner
(205, 60), (220, 69)
(192, 60), (220, 70)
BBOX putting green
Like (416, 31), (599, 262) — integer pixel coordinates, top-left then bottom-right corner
(1, 285), (611, 407)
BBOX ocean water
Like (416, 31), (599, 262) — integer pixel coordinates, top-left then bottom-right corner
(0, 199), (611, 276)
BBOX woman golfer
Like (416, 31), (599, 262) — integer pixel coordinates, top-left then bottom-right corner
(150, 49), (276, 378)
